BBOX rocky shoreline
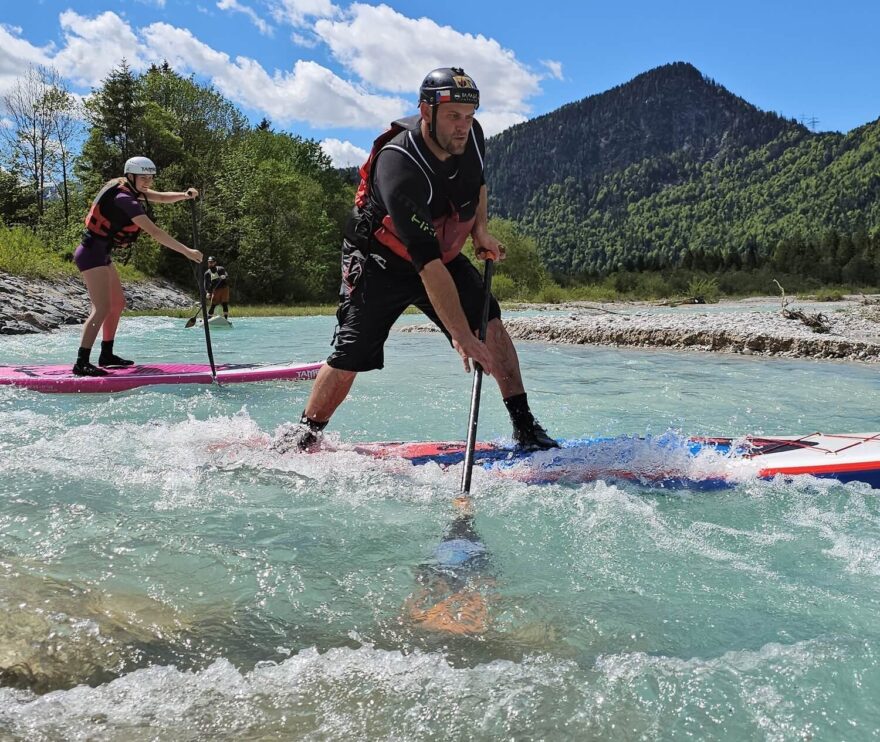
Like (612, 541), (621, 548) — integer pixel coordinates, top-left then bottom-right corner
(404, 297), (880, 363)
(0, 271), (194, 335)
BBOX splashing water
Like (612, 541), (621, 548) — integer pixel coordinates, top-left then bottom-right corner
(1, 314), (879, 740)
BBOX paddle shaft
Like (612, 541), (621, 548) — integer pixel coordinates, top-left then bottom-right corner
(189, 200), (217, 380)
(460, 259), (494, 495)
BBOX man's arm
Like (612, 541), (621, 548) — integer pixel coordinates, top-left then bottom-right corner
(420, 260), (494, 375)
(470, 184), (505, 262)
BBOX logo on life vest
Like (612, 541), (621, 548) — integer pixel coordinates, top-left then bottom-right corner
(411, 213), (436, 236)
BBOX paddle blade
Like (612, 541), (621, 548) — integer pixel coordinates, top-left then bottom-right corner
(184, 314), (198, 329)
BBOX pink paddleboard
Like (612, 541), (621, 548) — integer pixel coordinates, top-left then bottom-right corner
(0, 361), (322, 394)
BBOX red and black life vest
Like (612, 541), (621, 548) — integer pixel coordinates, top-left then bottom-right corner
(354, 117), (481, 265)
(84, 179), (144, 248)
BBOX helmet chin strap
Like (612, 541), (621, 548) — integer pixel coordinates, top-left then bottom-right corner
(125, 173), (143, 197)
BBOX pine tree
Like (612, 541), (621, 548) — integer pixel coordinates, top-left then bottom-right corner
(77, 60), (146, 186)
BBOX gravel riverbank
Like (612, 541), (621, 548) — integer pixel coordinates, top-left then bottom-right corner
(404, 296), (880, 363)
(5, 271), (879, 364)
(0, 271), (194, 335)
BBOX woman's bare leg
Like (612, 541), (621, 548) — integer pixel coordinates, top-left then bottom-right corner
(101, 264), (127, 341)
(79, 266), (113, 349)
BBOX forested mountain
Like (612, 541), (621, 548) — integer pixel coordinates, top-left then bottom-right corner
(485, 62), (880, 277)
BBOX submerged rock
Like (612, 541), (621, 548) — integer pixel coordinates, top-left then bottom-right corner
(0, 559), (197, 693)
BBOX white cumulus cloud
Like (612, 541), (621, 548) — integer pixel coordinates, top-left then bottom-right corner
(320, 137), (368, 167)
(313, 3), (541, 134)
(0, 24), (52, 97)
(53, 11), (147, 87)
(271, 0), (339, 27)
(141, 22), (407, 128)
(540, 59), (563, 80)
(1, 6), (545, 140)
(216, 0), (274, 36)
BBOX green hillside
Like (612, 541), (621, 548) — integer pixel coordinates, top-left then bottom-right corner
(485, 62), (880, 281)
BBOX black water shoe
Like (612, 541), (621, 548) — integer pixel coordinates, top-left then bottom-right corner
(513, 418), (559, 451)
(272, 419), (327, 453)
(72, 361), (108, 377)
(98, 353), (134, 368)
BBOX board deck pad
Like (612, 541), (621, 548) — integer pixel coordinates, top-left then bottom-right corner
(0, 361), (321, 394)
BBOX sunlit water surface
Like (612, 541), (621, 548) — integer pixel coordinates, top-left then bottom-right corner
(1, 314), (879, 741)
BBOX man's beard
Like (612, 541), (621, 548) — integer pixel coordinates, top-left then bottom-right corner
(440, 134), (467, 155)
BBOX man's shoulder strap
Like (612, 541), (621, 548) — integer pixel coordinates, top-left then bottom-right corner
(355, 116), (423, 209)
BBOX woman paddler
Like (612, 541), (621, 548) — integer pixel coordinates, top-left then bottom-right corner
(71, 156), (202, 376)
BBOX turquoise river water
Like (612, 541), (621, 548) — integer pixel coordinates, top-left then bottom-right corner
(1, 312), (879, 741)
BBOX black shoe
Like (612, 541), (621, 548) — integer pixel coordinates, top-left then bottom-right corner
(273, 423), (320, 453)
(513, 418), (559, 451)
(98, 353), (134, 368)
(72, 361), (108, 377)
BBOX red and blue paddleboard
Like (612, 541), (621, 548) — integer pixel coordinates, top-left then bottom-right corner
(352, 432), (880, 489)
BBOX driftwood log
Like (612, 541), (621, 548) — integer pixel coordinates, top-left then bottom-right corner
(773, 280), (831, 333)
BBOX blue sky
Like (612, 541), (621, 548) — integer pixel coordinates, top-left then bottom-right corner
(1, 0), (877, 167)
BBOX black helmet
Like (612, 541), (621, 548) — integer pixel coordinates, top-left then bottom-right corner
(419, 67), (480, 108)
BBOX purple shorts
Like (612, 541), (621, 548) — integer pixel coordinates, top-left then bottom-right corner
(73, 237), (112, 272)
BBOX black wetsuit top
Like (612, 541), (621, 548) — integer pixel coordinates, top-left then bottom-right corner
(350, 115), (486, 272)
(205, 265), (228, 292)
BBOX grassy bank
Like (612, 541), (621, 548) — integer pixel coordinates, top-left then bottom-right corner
(0, 223), (144, 282)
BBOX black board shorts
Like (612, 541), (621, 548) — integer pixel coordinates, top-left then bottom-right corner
(327, 240), (501, 372)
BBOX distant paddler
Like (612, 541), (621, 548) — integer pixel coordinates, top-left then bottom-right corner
(205, 256), (231, 321)
(71, 156), (202, 377)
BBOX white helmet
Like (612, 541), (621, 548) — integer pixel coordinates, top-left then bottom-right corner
(124, 156), (157, 176)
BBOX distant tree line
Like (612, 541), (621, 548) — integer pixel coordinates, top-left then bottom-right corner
(0, 61), (354, 302)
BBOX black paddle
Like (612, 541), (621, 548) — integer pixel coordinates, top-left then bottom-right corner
(183, 306), (201, 329)
(188, 199), (217, 382)
(460, 258), (494, 495)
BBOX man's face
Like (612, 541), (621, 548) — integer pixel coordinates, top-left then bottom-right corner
(422, 102), (476, 155)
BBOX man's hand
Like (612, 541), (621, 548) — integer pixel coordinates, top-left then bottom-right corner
(472, 233), (506, 262)
(184, 187), (199, 201)
(453, 332), (494, 376)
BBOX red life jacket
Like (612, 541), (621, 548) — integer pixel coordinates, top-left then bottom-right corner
(355, 118), (478, 265)
(84, 179), (144, 248)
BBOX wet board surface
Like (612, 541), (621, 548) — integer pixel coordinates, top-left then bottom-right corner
(0, 361), (322, 393)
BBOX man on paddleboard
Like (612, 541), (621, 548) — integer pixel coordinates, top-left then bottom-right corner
(205, 256), (231, 320)
(72, 157), (202, 376)
(278, 67), (557, 452)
